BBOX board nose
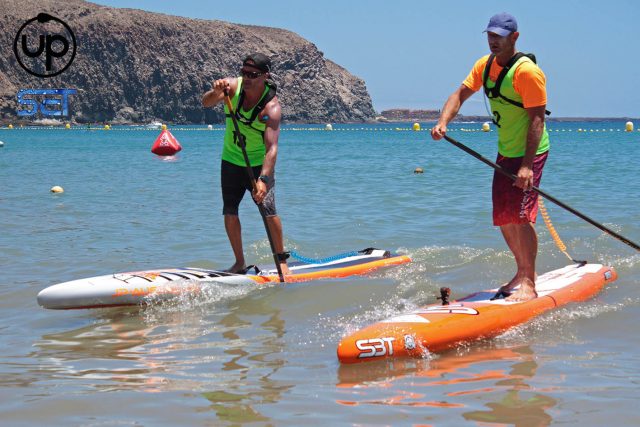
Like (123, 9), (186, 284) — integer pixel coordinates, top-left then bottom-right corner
(36, 286), (57, 308)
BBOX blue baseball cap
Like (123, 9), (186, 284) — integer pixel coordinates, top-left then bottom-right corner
(484, 13), (518, 36)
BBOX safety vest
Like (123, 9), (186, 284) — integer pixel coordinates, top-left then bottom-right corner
(483, 54), (550, 158)
(222, 77), (277, 166)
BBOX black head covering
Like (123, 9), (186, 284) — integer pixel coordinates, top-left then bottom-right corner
(243, 53), (272, 73)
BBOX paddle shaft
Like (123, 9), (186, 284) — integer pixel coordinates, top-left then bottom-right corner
(224, 91), (285, 282)
(443, 134), (640, 252)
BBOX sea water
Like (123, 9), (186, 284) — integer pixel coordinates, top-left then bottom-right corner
(0, 122), (638, 426)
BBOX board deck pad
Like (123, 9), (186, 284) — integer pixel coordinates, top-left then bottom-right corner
(337, 263), (617, 364)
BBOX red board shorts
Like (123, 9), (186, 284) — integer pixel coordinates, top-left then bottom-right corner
(492, 151), (548, 226)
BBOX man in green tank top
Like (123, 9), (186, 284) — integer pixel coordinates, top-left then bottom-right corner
(431, 13), (550, 302)
(202, 54), (290, 275)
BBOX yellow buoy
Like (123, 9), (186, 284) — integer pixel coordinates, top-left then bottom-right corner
(414, 167), (424, 174)
(8, 124), (13, 129)
(161, 124), (167, 130)
(625, 121), (634, 132)
(482, 122), (491, 132)
(325, 123), (333, 131)
(104, 124), (110, 130)
(50, 186), (64, 193)
(412, 122), (421, 131)
(65, 123), (71, 129)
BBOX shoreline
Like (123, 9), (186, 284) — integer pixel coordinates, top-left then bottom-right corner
(1, 117), (639, 128)
(375, 115), (640, 123)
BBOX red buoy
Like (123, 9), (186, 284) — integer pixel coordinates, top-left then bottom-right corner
(151, 130), (182, 156)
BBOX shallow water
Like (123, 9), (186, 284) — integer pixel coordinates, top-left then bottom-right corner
(1, 122), (639, 426)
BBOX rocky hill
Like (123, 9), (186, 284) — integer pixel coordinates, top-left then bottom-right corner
(379, 108), (491, 122)
(380, 109), (442, 121)
(0, 0), (375, 124)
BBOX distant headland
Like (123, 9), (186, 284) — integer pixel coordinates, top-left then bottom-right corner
(0, 0), (374, 125)
(376, 109), (639, 123)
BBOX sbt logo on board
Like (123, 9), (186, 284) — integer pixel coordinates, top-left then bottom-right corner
(355, 337), (395, 358)
(17, 89), (77, 117)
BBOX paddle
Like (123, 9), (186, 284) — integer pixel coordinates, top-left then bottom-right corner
(223, 89), (285, 282)
(442, 134), (640, 252)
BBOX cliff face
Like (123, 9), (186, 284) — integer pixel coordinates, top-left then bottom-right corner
(0, 0), (375, 124)
(380, 109), (441, 121)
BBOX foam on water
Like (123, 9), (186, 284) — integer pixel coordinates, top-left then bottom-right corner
(495, 300), (629, 349)
(141, 278), (265, 314)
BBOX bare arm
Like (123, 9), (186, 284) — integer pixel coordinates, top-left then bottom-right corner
(260, 99), (281, 177)
(202, 77), (238, 108)
(252, 98), (281, 203)
(514, 105), (546, 190)
(431, 85), (476, 140)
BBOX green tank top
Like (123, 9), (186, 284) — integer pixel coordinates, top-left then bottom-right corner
(222, 77), (269, 167)
(485, 56), (550, 158)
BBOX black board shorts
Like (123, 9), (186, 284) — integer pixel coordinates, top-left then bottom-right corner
(221, 160), (277, 216)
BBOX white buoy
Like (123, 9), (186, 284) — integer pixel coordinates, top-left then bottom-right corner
(325, 123), (333, 131)
(482, 122), (491, 132)
(414, 167), (424, 174)
(625, 121), (634, 132)
(207, 124), (213, 130)
(50, 186), (64, 193)
(0, 141), (4, 148)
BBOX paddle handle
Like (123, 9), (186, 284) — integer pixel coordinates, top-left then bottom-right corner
(443, 134), (640, 252)
(224, 90), (286, 282)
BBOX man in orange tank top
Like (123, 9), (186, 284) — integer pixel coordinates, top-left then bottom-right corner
(431, 13), (550, 302)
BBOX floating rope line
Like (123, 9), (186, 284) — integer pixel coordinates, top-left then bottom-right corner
(539, 196), (585, 264)
(1, 126), (637, 132)
(289, 250), (359, 264)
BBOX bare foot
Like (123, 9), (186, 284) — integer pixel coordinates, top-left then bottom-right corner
(505, 278), (538, 302)
(279, 263), (291, 277)
(280, 263), (291, 282)
(490, 274), (520, 300)
(225, 262), (247, 274)
(493, 272), (538, 298)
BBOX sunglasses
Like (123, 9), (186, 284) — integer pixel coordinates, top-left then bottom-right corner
(241, 69), (265, 79)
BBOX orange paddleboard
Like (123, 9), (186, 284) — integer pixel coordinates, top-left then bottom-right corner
(337, 263), (617, 363)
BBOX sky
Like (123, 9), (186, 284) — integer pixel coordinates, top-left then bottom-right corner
(93, 0), (640, 118)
